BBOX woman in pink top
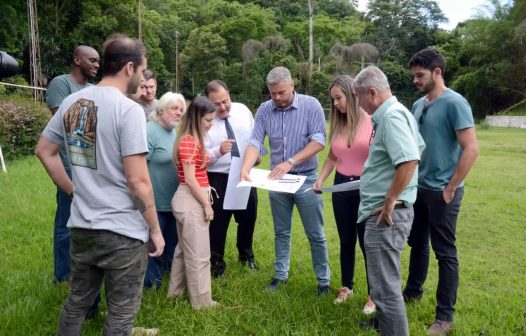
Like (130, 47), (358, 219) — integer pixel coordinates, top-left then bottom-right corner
(167, 96), (220, 309)
(313, 75), (375, 314)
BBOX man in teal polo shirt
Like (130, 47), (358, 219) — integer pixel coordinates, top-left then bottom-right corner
(353, 66), (425, 336)
(403, 48), (479, 336)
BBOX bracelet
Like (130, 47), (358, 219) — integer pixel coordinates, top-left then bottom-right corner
(68, 191), (74, 200)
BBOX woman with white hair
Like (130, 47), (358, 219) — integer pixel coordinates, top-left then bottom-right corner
(145, 91), (186, 288)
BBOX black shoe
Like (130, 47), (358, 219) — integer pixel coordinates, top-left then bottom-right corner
(264, 278), (288, 292)
(402, 290), (422, 303)
(241, 260), (257, 270)
(211, 259), (226, 278)
(239, 256), (258, 271)
(212, 268), (225, 278)
(317, 285), (330, 296)
(358, 318), (380, 332)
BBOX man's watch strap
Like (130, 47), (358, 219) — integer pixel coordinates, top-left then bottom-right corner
(287, 157), (296, 166)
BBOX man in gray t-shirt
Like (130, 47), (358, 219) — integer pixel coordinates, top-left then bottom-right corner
(36, 34), (164, 335)
(45, 45), (99, 284)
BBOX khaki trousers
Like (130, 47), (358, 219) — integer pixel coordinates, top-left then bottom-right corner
(167, 184), (214, 309)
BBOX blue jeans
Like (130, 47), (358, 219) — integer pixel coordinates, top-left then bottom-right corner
(365, 206), (413, 336)
(404, 187), (464, 322)
(268, 170), (330, 286)
(54, 170), (72, 282)
(145, 211), (178, 288)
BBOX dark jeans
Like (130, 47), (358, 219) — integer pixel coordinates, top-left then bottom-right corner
(54, 170), (72, 282)
(332, 172), (367, 292)
(208, 172), (258, 274)
(58, 229), (148, 336)
(145, 211), (178, 288)
(404, 187), (464, 322)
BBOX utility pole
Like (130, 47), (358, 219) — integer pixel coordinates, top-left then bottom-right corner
(27, 0), (44, 101)
(307, 0), (314, 94)
(175, 31), (180, 92)
(137, 0), (142, 41)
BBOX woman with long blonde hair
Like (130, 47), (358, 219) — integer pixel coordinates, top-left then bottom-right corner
(313, 75), (375, 314)
(167, 96), (220, 309)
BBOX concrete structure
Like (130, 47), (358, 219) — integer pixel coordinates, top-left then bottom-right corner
(485, 116), (526, 128)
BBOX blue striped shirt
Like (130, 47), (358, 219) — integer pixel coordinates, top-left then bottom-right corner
(248, 92), (326, 172)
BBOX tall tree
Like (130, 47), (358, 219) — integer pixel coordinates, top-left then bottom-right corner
(181, 28), (227, 95)
(0, 2), (29, 55)
(364, 0), (446, 63)
(444, 0), (524, 116)
(202, 1), (278, 63)
(284, 14), (366, 64)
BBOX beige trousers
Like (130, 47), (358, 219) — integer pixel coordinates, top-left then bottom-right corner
(167, 184), (214, 309)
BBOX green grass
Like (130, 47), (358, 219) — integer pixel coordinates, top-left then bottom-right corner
(1, 126), (525, 335)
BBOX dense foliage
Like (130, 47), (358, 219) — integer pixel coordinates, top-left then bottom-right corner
(0, 98), (50, 159)
(1, 0), (525, 115)
(444, 0), (526, 118)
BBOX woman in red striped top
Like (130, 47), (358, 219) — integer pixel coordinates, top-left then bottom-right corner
(167, 96), (219, 309)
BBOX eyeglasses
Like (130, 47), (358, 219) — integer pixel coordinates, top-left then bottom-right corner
(418, 104), (430, 125)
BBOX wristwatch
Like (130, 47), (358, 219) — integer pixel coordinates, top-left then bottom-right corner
(287, 157), (296, 166)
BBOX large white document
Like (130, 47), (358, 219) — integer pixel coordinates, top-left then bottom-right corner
(237, 168), (306, 194)
(223, 156), (251, 210)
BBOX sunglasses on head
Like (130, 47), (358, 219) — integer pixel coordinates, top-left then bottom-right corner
(419, 104), (430, 125)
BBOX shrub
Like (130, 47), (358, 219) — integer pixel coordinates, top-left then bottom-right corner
(477, 119), (491, 130)
(0, 96), (51, 159)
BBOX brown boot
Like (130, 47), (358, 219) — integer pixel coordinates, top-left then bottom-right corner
(427, 320), (453, 335)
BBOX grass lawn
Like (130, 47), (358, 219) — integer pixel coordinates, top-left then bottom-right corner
(0, 126), (525, 335)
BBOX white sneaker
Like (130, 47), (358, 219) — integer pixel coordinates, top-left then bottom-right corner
(198, 300), (220, 309)
(362, 296), (376, 315)
(333, 287), (353, 304)
(132, 327), (159, 336)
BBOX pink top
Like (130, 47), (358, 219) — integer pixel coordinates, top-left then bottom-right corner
(330, 113), (373, 177)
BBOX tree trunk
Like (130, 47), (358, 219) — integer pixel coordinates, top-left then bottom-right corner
(137, 0), (142, 40)
(27, 0), (44, 101)
(307, 0), (314, 94)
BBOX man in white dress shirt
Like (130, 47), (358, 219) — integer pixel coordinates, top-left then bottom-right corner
(204, 80), (258, 278)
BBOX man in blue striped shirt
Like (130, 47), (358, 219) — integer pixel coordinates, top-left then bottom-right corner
(241, 66), (330, 295)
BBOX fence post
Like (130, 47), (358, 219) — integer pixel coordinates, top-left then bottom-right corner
(0, 145), (6, 173)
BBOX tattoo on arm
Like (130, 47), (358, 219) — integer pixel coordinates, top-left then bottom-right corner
(133, 196), (154, 214)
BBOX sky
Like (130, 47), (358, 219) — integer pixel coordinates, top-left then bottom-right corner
(357, 0), (492, 31)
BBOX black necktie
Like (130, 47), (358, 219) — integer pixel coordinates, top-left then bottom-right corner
(224, 117), (240, 157)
